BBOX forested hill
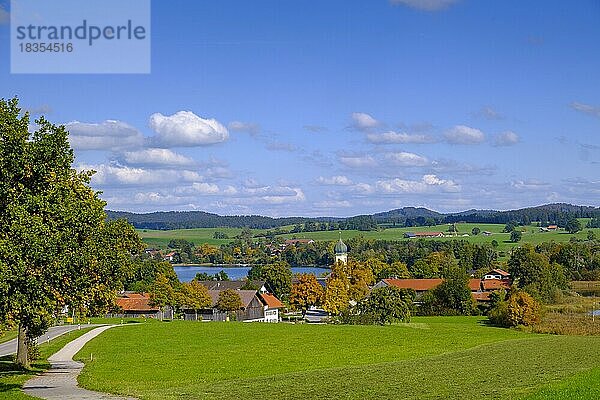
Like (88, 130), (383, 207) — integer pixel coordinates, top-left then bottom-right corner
(105, 210), (317, 230)
(107, 203), (599, 230)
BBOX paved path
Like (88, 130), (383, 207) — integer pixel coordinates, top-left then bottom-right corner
(23, 325), (136, 400)
(0, 325), (96, 357)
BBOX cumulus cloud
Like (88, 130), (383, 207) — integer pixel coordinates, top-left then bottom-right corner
(493, 131), (519, 147)
(263, 187), (306, 204)
(149, 111), (229, 147)
(366, 131), (436, 144)
(444, 125), (485, 145)
(384, 151), (429, 167)
(121, 148), (195, 167)
(571, 102), (600, 118)
(228, 121), (260, 135)
(317, 175), (353, 186)
(339, 155), (377, 168)
(78, 163), (202, 187)
(376, 174), (460, 194)
(66, 120), (144, 151)
(390, 0), (459, 12)
(351, 112), (379, 131)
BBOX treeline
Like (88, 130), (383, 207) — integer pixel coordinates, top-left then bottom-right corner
(108, 203), (599, 231)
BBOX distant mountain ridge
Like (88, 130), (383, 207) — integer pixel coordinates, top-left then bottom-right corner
(107, 203), (599, 230)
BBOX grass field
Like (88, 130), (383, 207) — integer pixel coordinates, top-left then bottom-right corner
(0, 327), (93, 400)
(75, 317), (600, 399)
(138, 222), (600, 253)
(0, 331), (17, 345)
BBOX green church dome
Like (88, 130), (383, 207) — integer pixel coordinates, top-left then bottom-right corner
(334, 238), (347, 254)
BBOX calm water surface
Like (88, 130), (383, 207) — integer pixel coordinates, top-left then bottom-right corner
(174, 265), (330, 282)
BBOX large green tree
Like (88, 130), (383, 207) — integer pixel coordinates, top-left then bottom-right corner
(0, 98), (142, 367)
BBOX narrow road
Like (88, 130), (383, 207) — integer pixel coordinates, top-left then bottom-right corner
(0, 325), (95, 357)
(23, 325), (136, 400)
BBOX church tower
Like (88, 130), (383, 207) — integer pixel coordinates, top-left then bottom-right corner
(334, 232), (347, 265)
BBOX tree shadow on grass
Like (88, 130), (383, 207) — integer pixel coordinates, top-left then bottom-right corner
(0, 355), (44, 394)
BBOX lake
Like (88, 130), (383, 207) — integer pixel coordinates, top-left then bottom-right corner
(174, 265), (331, 282)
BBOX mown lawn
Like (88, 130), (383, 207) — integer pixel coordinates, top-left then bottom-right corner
(0, 328), (93, 400)
(75, 317), (600, 399)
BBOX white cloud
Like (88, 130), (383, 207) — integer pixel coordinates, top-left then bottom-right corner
(366, 131), (435, 144)
(0, 5), (8, 25)
(571, 102), (600, 118)
(511, 180), (550, 190)
(494, 131), (519, 147)
(390, 0), (459, 11)
(317, 175), (353, 186)
(351, 112), (379, 131)
(228, 121), (260, 135)
(339, 155), (377, 168)
(121, 148), (195, 167)
(66, 120), (144, 151)
(263, 187), (306, 204)
(376, 174), (460, 194)
(190, 182), (220, 194)
(149, 111), (229, 147)
(444, 125), (485, 145)
(350, 183), (375, 195)
(78, 163), (202, 187)
(384, 151), (429, 167)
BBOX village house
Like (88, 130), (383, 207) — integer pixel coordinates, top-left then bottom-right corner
(374, 269), (513, 303)
(163, 251), (179, 262)
(184, 285), (284, 323)
(284, 238), (315, 246)
(111, 292), (173, 319)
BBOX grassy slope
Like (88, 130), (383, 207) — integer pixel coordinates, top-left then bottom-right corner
(0, 327), (93, 400)
(76, 317), (600, 400)
(0, 331), (17, 345)
(138, 223), (600, 252)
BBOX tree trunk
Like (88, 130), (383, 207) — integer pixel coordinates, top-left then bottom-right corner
(16, 324), (29, 368)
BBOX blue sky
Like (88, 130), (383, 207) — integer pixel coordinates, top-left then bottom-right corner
(1, 0), (599, 216)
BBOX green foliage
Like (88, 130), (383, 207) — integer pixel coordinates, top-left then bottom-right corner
(508, 245), (568, 302)
(194, 269), (230, 281)
(471, 227), (481, 235)
(323, 277), (349, 315)
(510, 230), (522, 242)
(212, 231), (229, 239)
(149, 274), (177, 308)
(0, 98), (143, 366)
(249, 261), (292, 300)
(420, 268), (475, 316)
(506, 291), (541, 326)
(565, 217), (582, 234)
(353, 286), (413, 325)
(290, 273), (324, 315)
(216, 289), (243, 312)
(176, 281), (211, 310)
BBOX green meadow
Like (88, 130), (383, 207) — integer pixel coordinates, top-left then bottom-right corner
(74, 318), (600, 399)
(138, 222), (600, 253)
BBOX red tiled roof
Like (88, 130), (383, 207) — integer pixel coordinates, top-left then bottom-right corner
(482, 280), (511, 291)
(384, 278), (443, 291)
(469, 279), (482, 291)
(260, 293), (284, 309)
(116, 294), (158, 312)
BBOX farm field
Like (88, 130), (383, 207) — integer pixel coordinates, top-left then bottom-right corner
(75, 317), (600, 399)
(138, 222), (600, 253)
